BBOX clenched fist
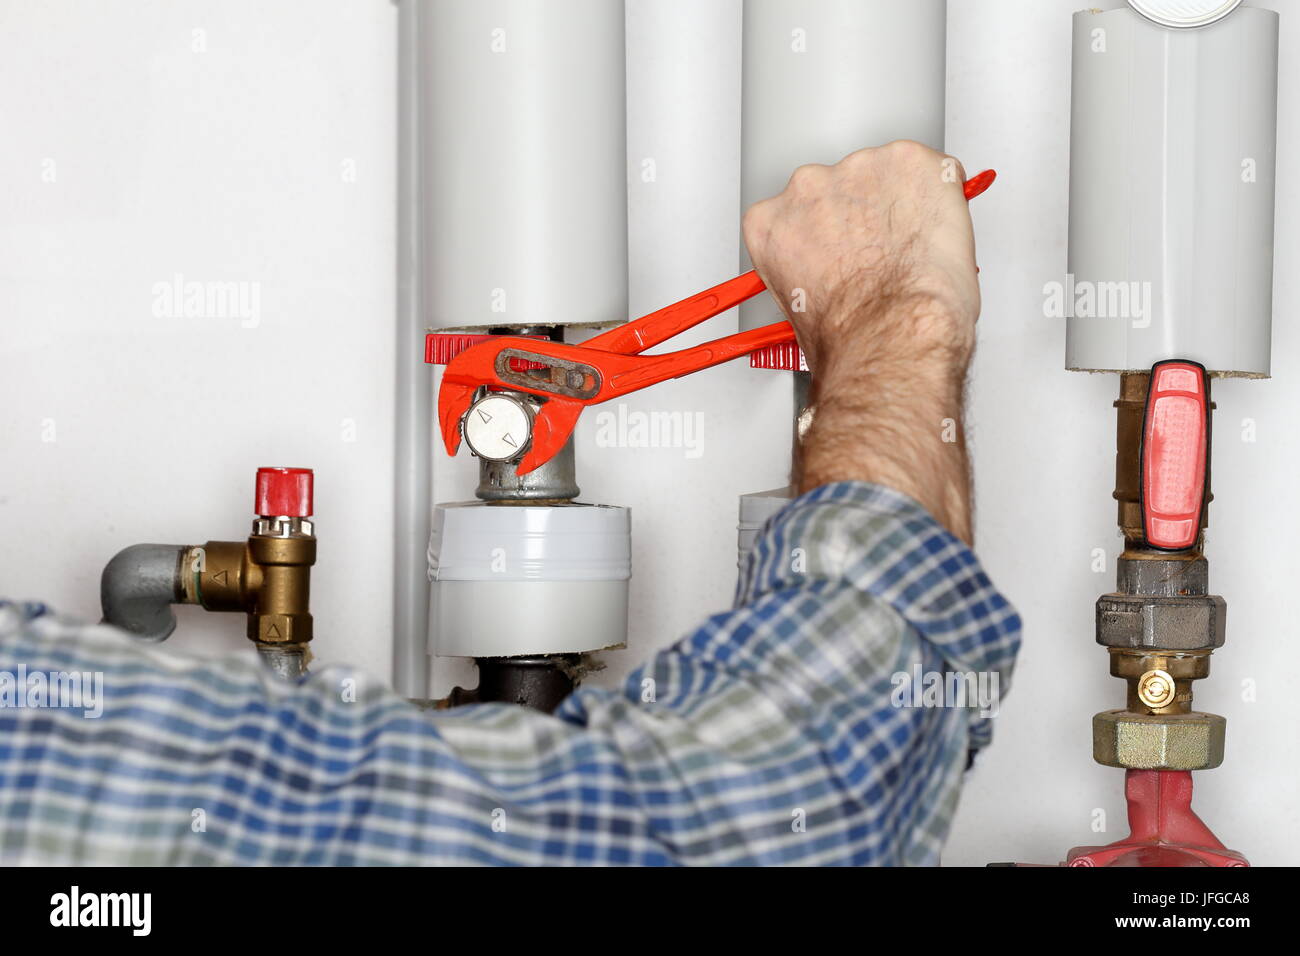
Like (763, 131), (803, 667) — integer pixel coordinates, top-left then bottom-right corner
(743, 140), (980, 379)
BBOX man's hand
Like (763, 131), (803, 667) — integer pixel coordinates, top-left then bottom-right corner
(742, 140), (982, 543)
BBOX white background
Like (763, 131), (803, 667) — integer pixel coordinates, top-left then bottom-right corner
(1, 0), (1296, 866)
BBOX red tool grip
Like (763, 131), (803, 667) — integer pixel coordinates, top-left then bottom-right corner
(425, 333), (549, 369)
(749, 341), (807, 372)
(1141, 361), (1209, 551)
(255, 467), (314, 518)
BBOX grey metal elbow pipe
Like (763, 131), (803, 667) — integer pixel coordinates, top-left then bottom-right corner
(100, 544), (187, 642)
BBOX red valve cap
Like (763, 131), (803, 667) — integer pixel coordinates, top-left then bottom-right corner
(1141, 361), (1208, 550)
(255, 467), (314, 518)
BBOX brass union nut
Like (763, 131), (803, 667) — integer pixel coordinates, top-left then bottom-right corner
(1093, 710), (1225, 770)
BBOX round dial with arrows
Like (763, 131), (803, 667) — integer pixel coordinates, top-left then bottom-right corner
(1125, 0), (1242, 29)
(462, 393), (534, 462)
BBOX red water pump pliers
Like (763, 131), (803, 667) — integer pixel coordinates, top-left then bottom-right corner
(429, 170), (996, 475)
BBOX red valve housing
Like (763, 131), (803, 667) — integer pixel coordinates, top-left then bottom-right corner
(1140, 361), (1208, 551)
(1066, 770), (1247, 867)
(255, 467), (314, 518)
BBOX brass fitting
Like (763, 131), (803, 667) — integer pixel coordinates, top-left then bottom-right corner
(1094, 375), (1228, 771)
(1136, 669), (1177, 709)
(172, 468), (318, 671)
(179, 523), (317, 653)
(1108, 648), (1211, 715)
(1093, 710), (1226, 771)
(96, 467), (317, 678)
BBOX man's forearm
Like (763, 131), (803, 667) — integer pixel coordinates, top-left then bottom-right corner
(796, 303), (973, 543)
(742, 141), (982, 541)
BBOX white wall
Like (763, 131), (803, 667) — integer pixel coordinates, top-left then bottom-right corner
(0, 0), (397, 672)
(1, 0), (1295, 866)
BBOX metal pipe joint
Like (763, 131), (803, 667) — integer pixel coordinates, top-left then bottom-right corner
(100, 468), (316, 677)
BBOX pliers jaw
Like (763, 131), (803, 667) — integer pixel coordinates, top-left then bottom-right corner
(432, 314), (795, 475)
(438, 382), (475, 458)
(435, 336), (589, 475)
(517, 400), (583, 476)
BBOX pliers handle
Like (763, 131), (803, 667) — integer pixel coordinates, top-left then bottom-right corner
(432, 169), (996, 475)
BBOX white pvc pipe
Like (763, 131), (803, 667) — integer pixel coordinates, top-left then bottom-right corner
(1066, 6), (1279, 375)
(737, 488), (791, 569)
(739, 0), (948, 331)
(393, 0), (430, 698)
(418, 0), (628, 331)
(428, 503), (631, 658)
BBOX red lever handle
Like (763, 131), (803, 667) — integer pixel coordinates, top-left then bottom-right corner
(1141, 361), (1209, 550)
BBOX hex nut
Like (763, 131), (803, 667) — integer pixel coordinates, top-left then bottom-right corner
(1093, 710), (1226, 770)
(1116, 556), (1208, 597)
(1096, 593), (1226, 650)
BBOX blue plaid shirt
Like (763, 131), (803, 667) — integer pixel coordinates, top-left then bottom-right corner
(0, 481), (1020, 865)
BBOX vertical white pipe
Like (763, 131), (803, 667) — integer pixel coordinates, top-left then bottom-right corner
(739, 0), (948, 331)
(394, 0), (430, 698)
(1066, 7), (1279, 375)
(419, 0), (628, 331)
(413, 1), (629, 679)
